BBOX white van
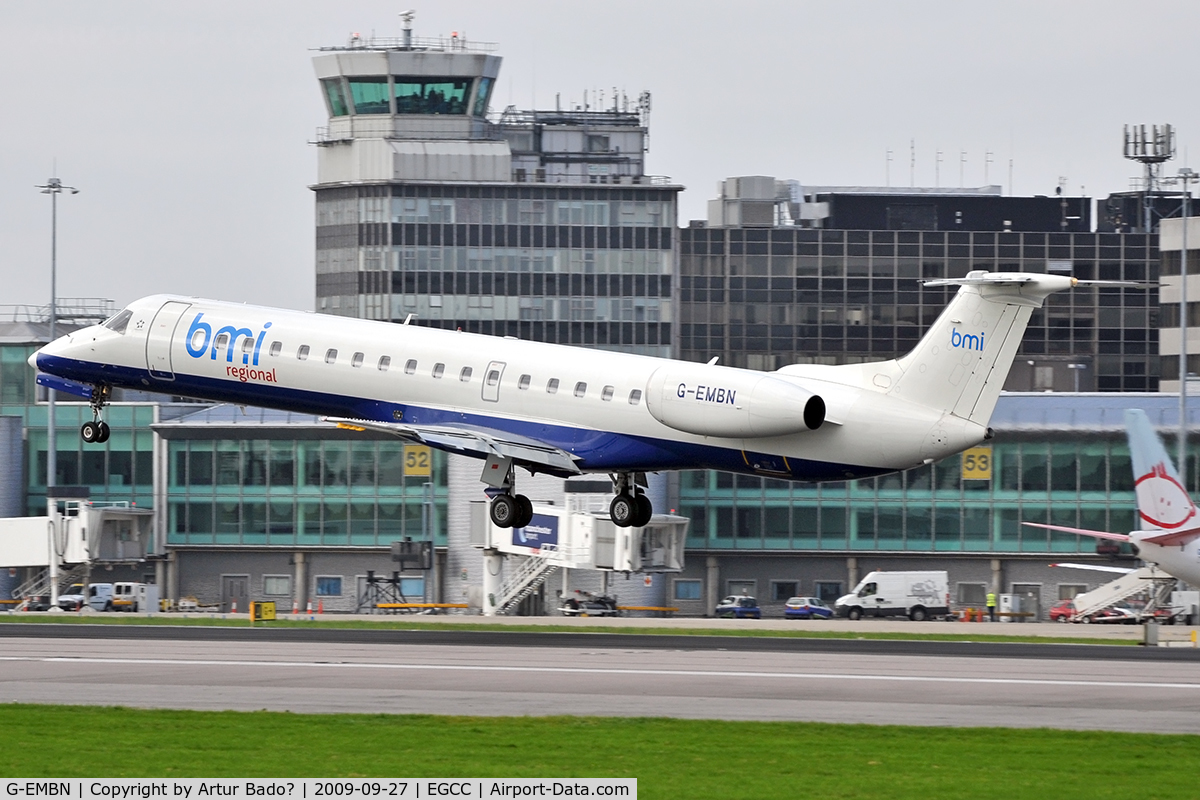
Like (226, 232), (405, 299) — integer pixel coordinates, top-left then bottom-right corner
(87, 582), (158, 612)
(835, 570), (949, 621)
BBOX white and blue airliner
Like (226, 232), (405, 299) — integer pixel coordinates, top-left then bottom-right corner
(32, 271), (1084, 530)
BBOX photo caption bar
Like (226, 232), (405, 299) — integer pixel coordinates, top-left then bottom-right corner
(3, 780), (635, 800)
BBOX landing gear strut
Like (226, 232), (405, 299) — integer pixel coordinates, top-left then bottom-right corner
(483, 456), (534, 529)
(609, 472), (652, 528)
(80, 385), (112, 444)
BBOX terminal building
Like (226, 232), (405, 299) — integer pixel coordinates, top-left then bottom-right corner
(1, 24), (1196, 618)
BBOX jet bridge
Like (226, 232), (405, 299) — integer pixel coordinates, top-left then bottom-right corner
(0, 501), (155, 606)
(469, 498), (687, 616)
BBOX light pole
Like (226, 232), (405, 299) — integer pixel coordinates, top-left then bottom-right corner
(36, 175), (79, 610)
(1178, 167), (1196, 487)
(35, 177), (79, 496)
(1067, 363), (1087, 393)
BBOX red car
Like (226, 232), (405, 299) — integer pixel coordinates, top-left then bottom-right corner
(1049, 599), (1076, 622)
(1049, 599), (1139, 624)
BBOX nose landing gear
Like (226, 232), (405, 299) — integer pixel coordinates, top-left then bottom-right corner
(80, 385), (112, 444)
(610, 472), (653, 528)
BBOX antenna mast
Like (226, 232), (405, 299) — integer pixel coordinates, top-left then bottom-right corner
(1124, 123), (1176, 232)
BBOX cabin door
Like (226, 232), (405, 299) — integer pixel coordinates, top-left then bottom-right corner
(482, 361), (506, 402)
(145, 301), (192, 381)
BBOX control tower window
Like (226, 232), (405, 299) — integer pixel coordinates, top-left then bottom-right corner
(394, 77), (470, 115)
(473, 77), (494, 117)
(322, 79), (349, 117)
(348, 78), (390, 115)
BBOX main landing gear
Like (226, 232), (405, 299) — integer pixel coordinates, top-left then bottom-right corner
(483, 456), (534, 529)
(489, 491), (534, 529)
(80, 385), (112, 444)
(609, 472), (653, 528)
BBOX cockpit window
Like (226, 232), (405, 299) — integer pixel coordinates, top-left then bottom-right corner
(103, 309), (134, 335)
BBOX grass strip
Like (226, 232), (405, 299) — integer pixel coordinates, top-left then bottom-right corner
(0, 614), (1142, 646)
(0, 704), (1196, 799)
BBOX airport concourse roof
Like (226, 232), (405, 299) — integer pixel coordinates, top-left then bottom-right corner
(991, 392), (1200, 432)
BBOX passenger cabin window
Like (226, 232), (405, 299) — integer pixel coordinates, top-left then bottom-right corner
(378, 356), (391, 371)
(432, 363), (445, 379)
(628, 389), (642, 405)
(214, 333), (229, 352)
(459, 366), (473, 382)
(325, 349), (338, 365)
(486, 369), (501, 386)
(546, 378), (560, 394)
(404, 359), (417, 374)
(241, 338), (254, 360)
(518, 374), (531, 390)
(601, 385), (615, 401)
(297, 345), (310, 361)
(269, 341), (282, 357)
(103, 309), (133, 334)
(574, 382), (587, 398)
(351, 352), (364, 368)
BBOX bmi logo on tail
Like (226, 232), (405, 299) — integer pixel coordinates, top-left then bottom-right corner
(950, 328), (984, 351)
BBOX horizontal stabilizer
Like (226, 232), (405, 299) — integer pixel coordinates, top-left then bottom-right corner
(1021, 522), (1130, 542)
(1049, 562), (1136, 575)
(1138, 526), (1200, 547)
(923, 276), (1146, 289)
(35, 373), (94, 400)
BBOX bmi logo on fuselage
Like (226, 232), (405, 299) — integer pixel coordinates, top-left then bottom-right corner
(950, 328), (984, 352)
(185, 313), (273, 365)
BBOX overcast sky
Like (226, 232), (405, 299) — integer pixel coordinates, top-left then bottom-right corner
(4, 0), (1200, 313)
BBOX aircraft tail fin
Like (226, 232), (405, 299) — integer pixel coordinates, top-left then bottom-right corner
(888, 271), (1075, 424)
(1125, 408), (1200, 536)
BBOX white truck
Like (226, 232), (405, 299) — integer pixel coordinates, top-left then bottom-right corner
(835, 570), (949, 621)
(86, 582), (160, 612)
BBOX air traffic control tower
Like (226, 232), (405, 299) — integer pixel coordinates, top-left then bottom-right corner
(310, 21), (680, 361)
(313, 29), (506, 185)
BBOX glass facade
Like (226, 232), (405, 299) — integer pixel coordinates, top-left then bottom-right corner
(316, 183), (680, 356)
(166, 436), (448, 548)
(679, 433), (1147, 555)
(12, 403), (156, 515)
(1, 344), (37, 404)
(679, 228), (1158, 390)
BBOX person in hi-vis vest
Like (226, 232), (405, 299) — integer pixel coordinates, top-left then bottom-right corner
(986, 591), (997, 622)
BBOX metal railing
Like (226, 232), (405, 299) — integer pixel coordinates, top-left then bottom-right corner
(497, 555), (559, 614)
(0, 298), (115, 324)
(317, 34), (497, 54)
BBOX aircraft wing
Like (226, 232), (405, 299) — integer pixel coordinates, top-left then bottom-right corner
(1049, 562), (1136, 575)
(325, 417), (583, 476)
(1137, 527), (1200, 547)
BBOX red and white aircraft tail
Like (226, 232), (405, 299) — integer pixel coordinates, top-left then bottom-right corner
(1026, 409), (1200, 587)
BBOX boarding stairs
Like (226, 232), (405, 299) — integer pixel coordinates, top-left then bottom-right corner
(12, 562), (90, 608)
(1071, 566), (1176, 620)
(497, 550), (561, 615)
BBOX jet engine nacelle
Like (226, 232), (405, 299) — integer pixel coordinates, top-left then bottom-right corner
(645, 366), (825, 438)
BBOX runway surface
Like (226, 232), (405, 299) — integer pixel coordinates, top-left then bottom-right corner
(2, 630), (1199, 733)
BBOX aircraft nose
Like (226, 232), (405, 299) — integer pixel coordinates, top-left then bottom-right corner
(27, 348), (40, 369)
